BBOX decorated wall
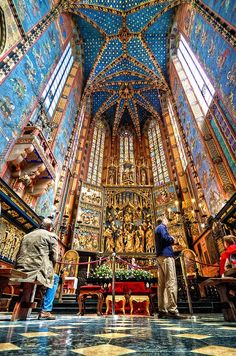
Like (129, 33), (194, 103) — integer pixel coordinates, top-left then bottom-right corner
(202, 0), (236, 25)
(0, 22), (63, 171)
(0, 0), (22, 59)
(53, 90), (77, 172)
(189, 13), (236, 117)
(12, 0), (52, 33)
(172, 77), (224, 216)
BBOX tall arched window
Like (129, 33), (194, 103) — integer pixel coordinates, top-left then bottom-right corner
(87, 120), (105, 186)
(168, 99), (188, 171)
(120, 129), (134, 166)
(148, 119), (170, 186)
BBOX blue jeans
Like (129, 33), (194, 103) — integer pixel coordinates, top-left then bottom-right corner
(41, 274), (59, 312)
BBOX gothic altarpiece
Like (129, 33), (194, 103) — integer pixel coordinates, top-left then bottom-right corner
(72, 181), (187, 256)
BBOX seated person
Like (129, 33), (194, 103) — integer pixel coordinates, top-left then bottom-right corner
(220, 235), (236, 297)
(220, 235), (236, 276)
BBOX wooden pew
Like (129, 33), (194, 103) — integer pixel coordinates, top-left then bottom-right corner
(0, 268), (43, 321)
(199, 276), (236, 322)
(0, 268), (27, 298)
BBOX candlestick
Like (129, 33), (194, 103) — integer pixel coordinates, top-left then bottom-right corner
(86, 256), (91, 278)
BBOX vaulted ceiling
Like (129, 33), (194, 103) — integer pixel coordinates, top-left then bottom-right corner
(68, 0), (182, 138)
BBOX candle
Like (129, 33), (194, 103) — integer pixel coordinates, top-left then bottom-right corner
(87, 256), (91, 278)
(167, 208), (171, 220)
(175, 200), (179, 212)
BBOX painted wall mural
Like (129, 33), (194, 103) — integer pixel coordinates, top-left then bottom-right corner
(0, 22), (62, 171)
(53, 90), (77, 172)
(73, 227), (99, 252)
(0, 0), (21, 59)
(56, 14), (72, 46)
(77, 206), (100, 228)
(12, 0), (51, 33)
(80, 185), (103, 207)
(189, 13), (236, 117)
(35, 186), (54, 218)
(202, 0), (236, 26)
(174, 80), (224, 216)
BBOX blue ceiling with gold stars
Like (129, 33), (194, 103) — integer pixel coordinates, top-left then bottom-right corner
(72, 0), (178, 138)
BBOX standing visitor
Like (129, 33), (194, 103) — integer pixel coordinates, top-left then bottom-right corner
(15, 218), (59, 320)
(154, 218), (182, 319)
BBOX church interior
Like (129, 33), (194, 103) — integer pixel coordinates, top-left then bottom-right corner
(0, 0), (236, 354)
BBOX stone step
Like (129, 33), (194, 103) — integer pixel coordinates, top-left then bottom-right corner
(49, 297), (222, 315)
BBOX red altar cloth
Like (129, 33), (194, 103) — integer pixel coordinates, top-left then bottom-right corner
(107, 281), (152, 295)
(106, 281), (153, 314)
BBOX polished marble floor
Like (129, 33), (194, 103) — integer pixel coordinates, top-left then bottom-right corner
(0, 313), (235, 355)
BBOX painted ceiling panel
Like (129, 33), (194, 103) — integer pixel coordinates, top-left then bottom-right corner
(93, 39), (123, 79)
(78, 8), (122, 35)
(137, 104), (151, 128)
(128, 99), (135, 113)
(126, 3), (168, 33)
(103, 105), (117, 127)
(134, 92), (151, 107)
(106, 74), (147, 83)
(79, 0), (151, 11)
(127, 37), (160, 76)
(132, 83), (148, 90)
(98, 58), (152, 80)
(103, 84), (122, 90)
(92, 91), (111, 115)
(144, 9), (174, 34)
(105, 92), (120, 107)
(76, 16), (104, 81)
(142, 90), (161, 112)
(144, 34), (168, 75)
(73, 1), (177, 132)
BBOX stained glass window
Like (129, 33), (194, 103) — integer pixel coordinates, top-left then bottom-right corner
(87, 120), (105, 186)
(42, 43), (74, 117)
(168, 100), (188, 170)
(119, 129), (135, 183)
(120, 130), (134, 165)
(148, 120), (170, 186)
(176, 34), (215, 115)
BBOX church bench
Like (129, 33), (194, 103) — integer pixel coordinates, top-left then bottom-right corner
(199, 276), (236, 322)
(0, 267), (43, 321)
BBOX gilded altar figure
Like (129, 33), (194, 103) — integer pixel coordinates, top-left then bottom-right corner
(116, 228), (124, 253)
(104, 226), (115, 252)
(108, 166), (116, 185)
(123, 206), (133, 225)
(124, 224), (134, 252)
(141, 168), (147, 185)
(146, 224), (155, 253)
(135, 225), (145, 253)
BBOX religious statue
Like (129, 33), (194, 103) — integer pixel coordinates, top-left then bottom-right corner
(146, 224), (155, 253)
(124, 224), (134, 252)
(108, 166), (116, 185)
(135, 225), (145, 253)
(104, 226), (115, 252)
(141, 169), (147, 185)
(116, 229), (124, 253)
